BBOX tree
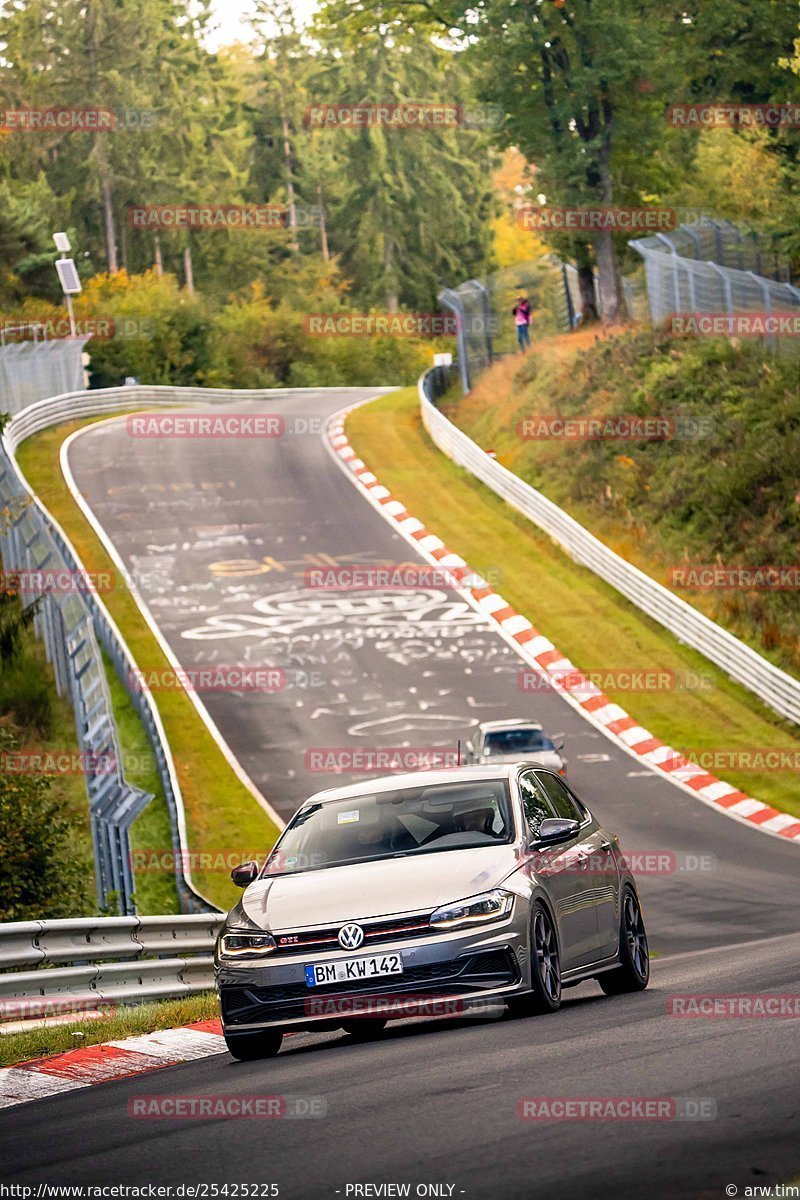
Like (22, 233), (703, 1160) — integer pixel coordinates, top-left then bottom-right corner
(0, 174), (67, 306)
(307, 19), (495, 310)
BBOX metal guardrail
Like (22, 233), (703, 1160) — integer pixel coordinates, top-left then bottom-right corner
(3, 382), (342, 452)
(1, 383), (376, 916)
(0, 915), (224, 1009)
(419, 367), (800, 727)
(0, 456), (157, 916)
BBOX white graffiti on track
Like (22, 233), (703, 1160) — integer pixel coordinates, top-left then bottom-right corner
(346, 713), (479, 736)
(181, 588), (490, 641)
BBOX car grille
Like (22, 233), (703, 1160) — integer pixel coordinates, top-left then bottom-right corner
(271, 912), (434, 955)
(221, 948), (520, 1026)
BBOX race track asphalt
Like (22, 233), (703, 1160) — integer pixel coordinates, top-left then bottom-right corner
(2, 388), (796, 1198)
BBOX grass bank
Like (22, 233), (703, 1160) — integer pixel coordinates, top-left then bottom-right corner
(443, 329), (800, 678)
(346, 387), (800, 818)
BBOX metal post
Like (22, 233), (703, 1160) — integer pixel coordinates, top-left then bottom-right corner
(65, 293), (77, 339)
(477, 281), (494, 365)
(439, 288), (470, 394)
(562, 264), (576, 329)
(749, 271), (775, 351)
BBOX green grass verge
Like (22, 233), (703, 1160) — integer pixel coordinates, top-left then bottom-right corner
(0, 991), (218, 1068)
(346, 388), (800, 819)
(15, 415), (281, 911)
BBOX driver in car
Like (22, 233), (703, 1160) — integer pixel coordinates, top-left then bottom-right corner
(456, 806), (496, 836)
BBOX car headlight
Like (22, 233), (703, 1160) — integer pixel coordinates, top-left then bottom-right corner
(219, 929), (277, 959)
(430, 889), (513, 929)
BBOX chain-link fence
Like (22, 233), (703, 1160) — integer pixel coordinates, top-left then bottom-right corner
(442, 217), (799, 391)
(0, 329), (90, 413)
(629, 217), (800, 356)
(631, 216), (791, 281)
(439, 257), (586, 393)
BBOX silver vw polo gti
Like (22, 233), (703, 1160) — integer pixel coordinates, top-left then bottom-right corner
(215, 764), (649, 1059)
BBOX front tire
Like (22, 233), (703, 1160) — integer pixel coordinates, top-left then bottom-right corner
(599, 887), (649, 995)
(510, 901), (561, 1016)
(224, 1029), (283, 1060)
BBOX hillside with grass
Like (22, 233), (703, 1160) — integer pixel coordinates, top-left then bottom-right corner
(441, 330), (800, 679)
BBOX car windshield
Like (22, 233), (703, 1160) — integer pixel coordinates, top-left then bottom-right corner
(483, 729), (555, 755)
(263, 779), (514, 875)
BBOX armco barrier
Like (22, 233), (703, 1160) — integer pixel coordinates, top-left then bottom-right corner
(0, 452), (156, 916)
(419, 368), (800, 727)
(1, 384), (388, 916)
(0, 915), (224, 1010)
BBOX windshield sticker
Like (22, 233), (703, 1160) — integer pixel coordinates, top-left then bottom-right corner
(337, 810), (360, 825)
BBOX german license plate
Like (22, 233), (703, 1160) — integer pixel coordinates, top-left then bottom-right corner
(305, 953), (403, 988)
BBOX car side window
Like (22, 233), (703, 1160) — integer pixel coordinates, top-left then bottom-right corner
(518, 771), (555, 838)
(537, 772), (585, 823)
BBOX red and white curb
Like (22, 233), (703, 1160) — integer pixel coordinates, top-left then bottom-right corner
(325, 408), (800, 846)
(0, 1019), (228, 1110)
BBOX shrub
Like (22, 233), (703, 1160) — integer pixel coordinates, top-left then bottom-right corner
(0, 726), (92, 920)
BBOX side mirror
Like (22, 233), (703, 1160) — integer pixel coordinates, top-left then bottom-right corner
(553, 735), (565, 752)
(230, 860), (259, 888)
(532, 818), (579, 848)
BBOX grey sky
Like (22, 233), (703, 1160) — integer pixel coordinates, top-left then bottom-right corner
(207, 0), (318, 48)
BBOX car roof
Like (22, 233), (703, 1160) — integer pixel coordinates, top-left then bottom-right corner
(305, 763), (543, 805)
(479, 719), (544, 733)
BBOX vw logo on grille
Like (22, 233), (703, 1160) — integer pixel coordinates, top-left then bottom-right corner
(338, 923), (365, 950)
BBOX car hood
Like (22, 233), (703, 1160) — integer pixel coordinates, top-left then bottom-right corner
(483, 751), (563, 770)
(238, 844), (521, 930)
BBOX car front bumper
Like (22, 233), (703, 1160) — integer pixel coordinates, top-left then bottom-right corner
(216, 910), (531, 1034)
